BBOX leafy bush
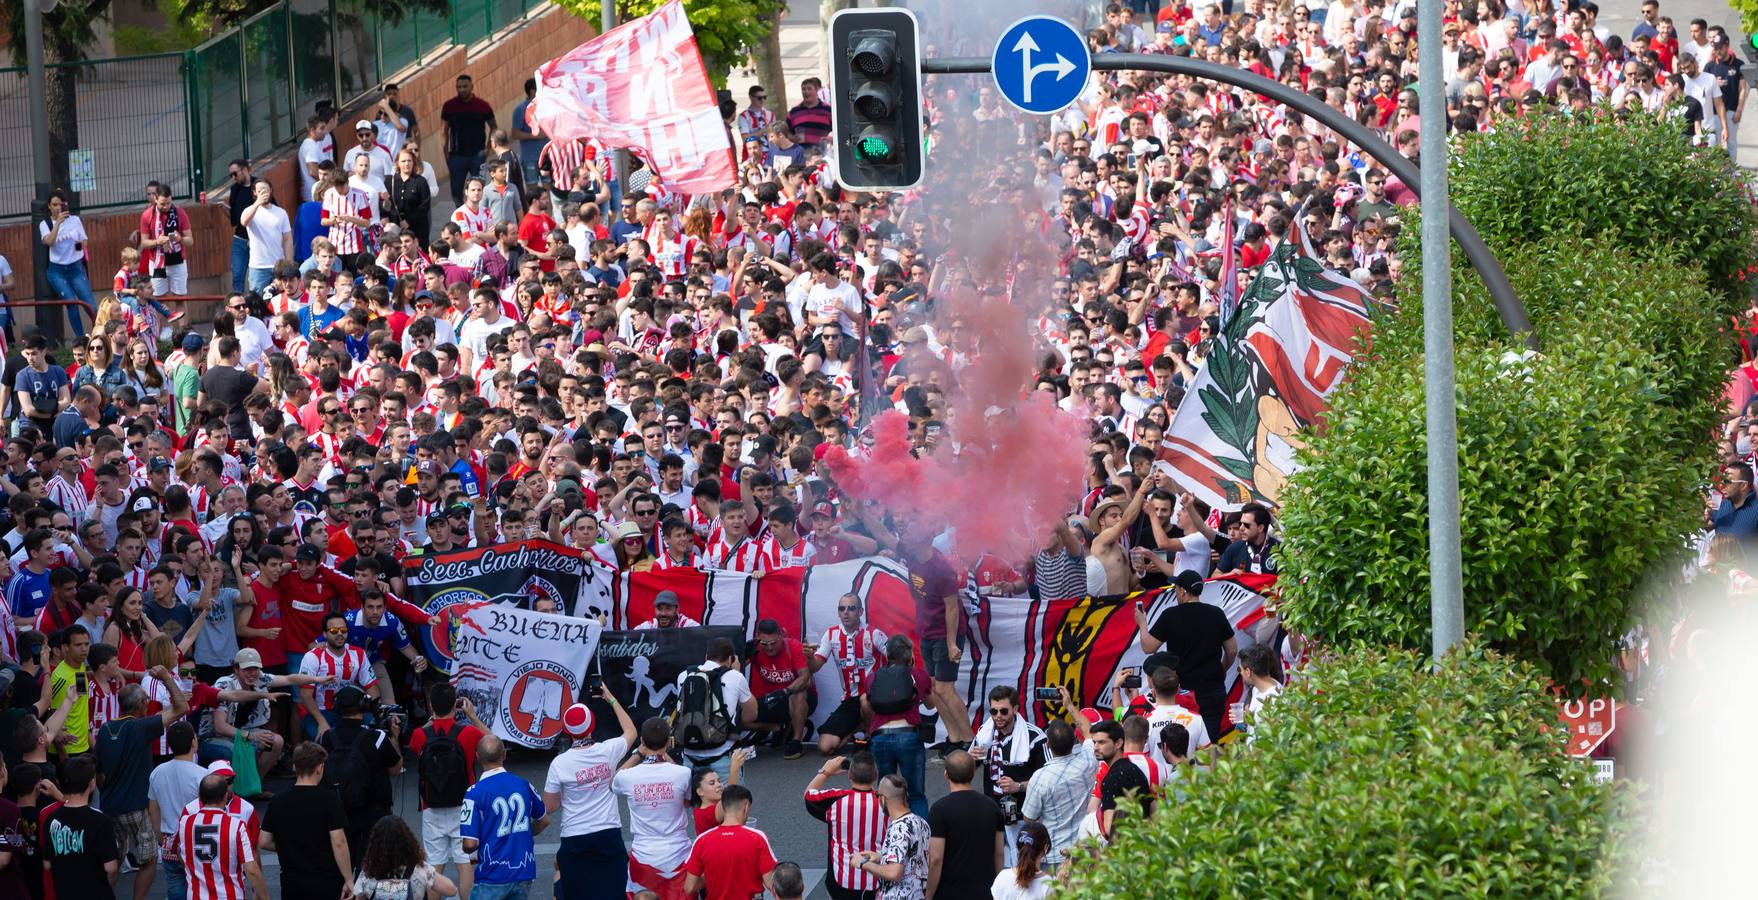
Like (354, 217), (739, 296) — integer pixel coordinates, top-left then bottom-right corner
(1432, 110), (1758, 316)
(1056, 643), (1624, 898)
(1276, 110), (1751, 689)
(553, 0), (784, 88)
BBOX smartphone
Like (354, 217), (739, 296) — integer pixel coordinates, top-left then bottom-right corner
(75, 672), (87, 695)
(1121, 672), (1142, 690)
(1032, 687), (1060, 702)
(587, 673), (603, 695)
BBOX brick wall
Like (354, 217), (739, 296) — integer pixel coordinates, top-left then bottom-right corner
(0, 2), (595, 338)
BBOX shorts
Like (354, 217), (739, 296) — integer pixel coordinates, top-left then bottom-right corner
(921, 636), (961, 683)
(626, 856), (688, 900)
(820, 696), (864, 738)
(754, 690), (792, 725)
(151, 262), (189, 296)
(421, 806), (469, 865)
(114, 808), (157, 866)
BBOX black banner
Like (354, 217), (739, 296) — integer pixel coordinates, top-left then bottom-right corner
(592, 626), (743, 740)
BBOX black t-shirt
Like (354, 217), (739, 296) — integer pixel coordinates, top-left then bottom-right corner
(1147, 601), (1235, 690)
(262, 784), (350, 897)
(200, 366), (259, 441)
(0, 797), (28, 898)
(1099, 755), (1156, 819)
(320, 721), (401, 811)
(1706, 55), (1745, 108)
(926, 790), (1003, 896)
(146, 599), (195, 639)
(94, 715), (165, 814)
(41, 804), (117, 898)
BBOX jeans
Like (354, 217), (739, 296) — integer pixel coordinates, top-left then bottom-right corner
(163, 856), (186, 900)
(681, 750), (731, 782)
(230, 235), (249, 293)
(472, 882), (531, 900)
(199, 738), (233, 765)
(870, 729), (927, 819)
(446, 151), (485, 205)
(43, 261), (93, 339)
(556, 828), (627, 900)
(247, 266), (276, 293)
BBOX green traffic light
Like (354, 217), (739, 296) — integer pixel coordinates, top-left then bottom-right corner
(856, 135), (894, 161)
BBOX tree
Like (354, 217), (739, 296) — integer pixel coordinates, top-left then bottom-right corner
(1275, 111), (1756, 690)
(1056, 642), (1625, 897)
(0, 0), (115, 188)
(552, 0), (786, 90)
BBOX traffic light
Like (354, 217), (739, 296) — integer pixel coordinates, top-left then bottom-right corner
(828, 8), (924, 191)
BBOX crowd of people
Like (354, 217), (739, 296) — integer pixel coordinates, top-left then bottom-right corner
(0, 0), (1736, 896)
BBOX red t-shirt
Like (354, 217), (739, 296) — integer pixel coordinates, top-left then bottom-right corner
(518, 213), (558, 273)
(685, 825), (777, 900)
(245, 577), (288, 667)
(408, 715), (484, 809)
(749, 639), (806, 698)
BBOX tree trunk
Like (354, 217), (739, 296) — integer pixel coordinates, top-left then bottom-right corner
(44, 35), (80, 190)
(753, 5), (786, 110)
(818, 0), (851, 84)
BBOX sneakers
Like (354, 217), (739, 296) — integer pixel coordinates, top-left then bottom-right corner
(167, 308), (186, 322)
(784, 739), (804, 760)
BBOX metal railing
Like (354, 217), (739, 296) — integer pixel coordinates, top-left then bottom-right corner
(0, 0), (546, 219)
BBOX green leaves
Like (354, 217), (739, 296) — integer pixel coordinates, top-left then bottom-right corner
(1055, 644), (1627, 898)
(551, 0), (784, 89)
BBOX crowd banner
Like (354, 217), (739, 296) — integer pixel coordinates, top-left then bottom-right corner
(529, 0), (737, 193)
(596, 626), (745, 729)
(1156, 231), (1374, 511)
(403, 539), (1277, 738)
(453, 603), (602, 749)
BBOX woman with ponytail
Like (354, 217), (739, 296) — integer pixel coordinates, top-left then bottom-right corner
(989, 820), (1052, 899)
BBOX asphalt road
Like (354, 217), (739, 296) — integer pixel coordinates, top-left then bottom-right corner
(114, 740), (956, 899)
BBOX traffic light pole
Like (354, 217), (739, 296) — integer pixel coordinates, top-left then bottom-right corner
(918, 53), (1535, 349)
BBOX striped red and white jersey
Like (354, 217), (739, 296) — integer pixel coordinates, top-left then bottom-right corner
(308, 431), (347, 467)
(298, 645), (379, 709)
(650, 234), (703, 282)
(803, 788), (888, 891)
(177, 805), (255, 900)
(735, 106), (776, 144)
(88, 678), (123, 735)
(450, 203), (494, 242)
(814, 624), (887, 700)
(122, 564), (151, 592)
(44, 474), (89, 522)
(772, 536), (816, 569)
(539, 139), (592, 193)
(322, 186), (371, 256)
(649, 549), (705, 571)
(0, 603), (15, 663)
(386, 248), (430, 282)
(703, 531), (775, 574)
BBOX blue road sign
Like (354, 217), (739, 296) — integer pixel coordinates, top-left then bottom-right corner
(991, 16), (1090, 115)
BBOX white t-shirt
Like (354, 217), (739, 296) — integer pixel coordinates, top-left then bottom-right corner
(673, 661), (752, 758)
(0, 254), (12, 299)
(805, 280), (864, 338)
(458, 314), (515, 363)
(344, 145), (395, 185)
(40, 216), (88, 265)
(244, 204), (292, 269)
(1172, 530), (1212, 578)
(990, 870), (1053, 900)
(611, 760), (693, 872)
(544, 735), (630, 837)
(298, 136), (332, 199)
(1147, 702), (1211, 753)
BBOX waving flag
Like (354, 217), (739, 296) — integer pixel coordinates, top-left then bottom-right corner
(1217, 197), (1240, 328)
(1158, 225), (1375, 510)
(529, 0), (736, 193)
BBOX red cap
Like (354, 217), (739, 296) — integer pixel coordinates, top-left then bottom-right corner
(562, 702), (594, 737)
(812, 501), (837, 519)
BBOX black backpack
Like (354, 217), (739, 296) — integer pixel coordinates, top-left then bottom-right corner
(418, 720), (471, 808)
(325, 727), (377, 811)
(674, 665), (734, 751)
(868, 665), (916, 715)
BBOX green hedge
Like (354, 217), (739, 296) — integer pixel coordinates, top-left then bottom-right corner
(1056, 643), (1624, 897)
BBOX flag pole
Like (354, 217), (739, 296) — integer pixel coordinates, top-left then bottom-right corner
(601, 0), (631, 209)
(1418, 0), (1465, 658)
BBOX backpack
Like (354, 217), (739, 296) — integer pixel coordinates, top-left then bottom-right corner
(326, 727), (378, 811)
(674, 665), (734, 752)
(418, 720), (470, 808)
(868, 665), (916, 715)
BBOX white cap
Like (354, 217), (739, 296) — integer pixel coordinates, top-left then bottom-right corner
(355, 119), (375, 132)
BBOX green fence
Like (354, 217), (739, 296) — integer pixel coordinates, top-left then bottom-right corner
(1, 0), (545, 218)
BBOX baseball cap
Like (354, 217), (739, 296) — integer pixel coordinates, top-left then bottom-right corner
(417, 460), (439, 475)
(355, 119), (375, 132)
(561, 702), (595, 737)
(131, 496), (156, 512)
(334, 685), (367, 714)
(206, 760), (236, 778)
(1172, 570), (1205, 595)
(233, 648), (263, 669)
(812, 501), (836, 519)
(181, 333), (205, 353)
(653, 590), (680, 608)
(1157, 20), (1175, 32)
(149, 457), (172, 472)
(900, 326), (929, 344)
(425, 509), (449, 526)
(295, 544), (323, 563)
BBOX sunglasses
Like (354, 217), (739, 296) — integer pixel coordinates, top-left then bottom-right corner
(837, 605), (860, 612)
(325, 627), (349, 635)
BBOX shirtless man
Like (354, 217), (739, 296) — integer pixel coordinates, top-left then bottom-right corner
(1088, 478), (1149, 595)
